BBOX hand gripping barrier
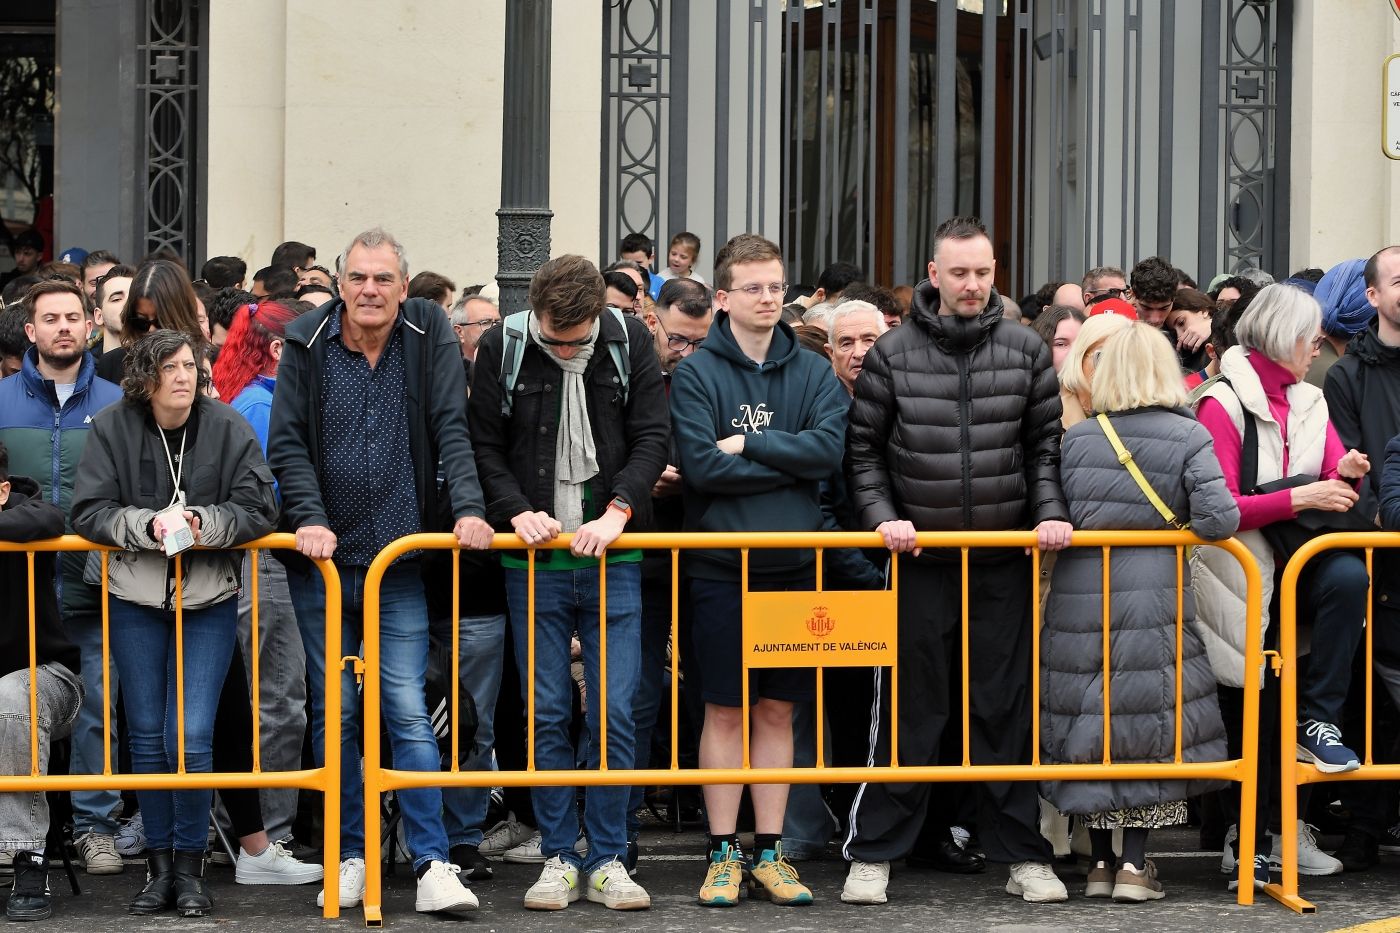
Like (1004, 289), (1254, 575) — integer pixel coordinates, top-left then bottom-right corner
(0, 534), (346, 918)
(1268, 532), (1400, 914)
(360, 530), (1265, 925)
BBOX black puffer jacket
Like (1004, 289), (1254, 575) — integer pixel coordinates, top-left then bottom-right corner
(845, 280), (1069, 539)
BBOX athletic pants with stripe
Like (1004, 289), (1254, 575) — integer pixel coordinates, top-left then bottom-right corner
(843, 552), (1053, 865)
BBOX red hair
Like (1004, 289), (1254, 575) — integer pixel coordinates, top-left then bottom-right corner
(211, 300), (300, 401)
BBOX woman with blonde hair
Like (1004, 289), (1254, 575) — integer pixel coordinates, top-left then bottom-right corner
(1041, 322), (1239, 903)
(1057, 311), (1133, 428)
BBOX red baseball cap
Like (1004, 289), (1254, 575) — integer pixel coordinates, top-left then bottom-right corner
(1087, 297), (1138, 320)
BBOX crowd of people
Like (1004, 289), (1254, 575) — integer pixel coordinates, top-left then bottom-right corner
(0, 215), (1398, 921)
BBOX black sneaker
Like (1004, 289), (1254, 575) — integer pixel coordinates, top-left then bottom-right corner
(1381, 822), (1400, 854)
(7, 851), (51, 921)
(448, 844), (492, 882)
(1335, 830), (1379, 872)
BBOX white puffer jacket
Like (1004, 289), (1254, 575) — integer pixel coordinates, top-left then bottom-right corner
(1190, 346), (1329, 688)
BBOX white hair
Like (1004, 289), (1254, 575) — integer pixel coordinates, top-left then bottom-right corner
(802, 301), (834, 327)
(1233, 283), (1321, 364)
(826, 299), (886, 334)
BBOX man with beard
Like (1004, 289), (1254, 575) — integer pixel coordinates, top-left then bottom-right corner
(840, 216), (1072, 906)
(0, 279), (125, 877)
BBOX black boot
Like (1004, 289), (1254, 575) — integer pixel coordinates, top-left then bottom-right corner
(129, 849), (175, 915)
(172, 851), (212, 917)
(7, 851), (52, 921)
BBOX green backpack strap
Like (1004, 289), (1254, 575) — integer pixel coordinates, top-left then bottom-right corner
(499, 306), (632, 417)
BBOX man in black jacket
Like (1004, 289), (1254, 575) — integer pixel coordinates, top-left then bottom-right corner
(267, 227), (490, 915)
(468, 254), (667, 912)
(0, 445), (83, 921)
(840, 216), (1073, 906)
(1323, 244), (1400, 871)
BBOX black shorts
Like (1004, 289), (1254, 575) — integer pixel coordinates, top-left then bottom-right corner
(687, 575), (816, 708)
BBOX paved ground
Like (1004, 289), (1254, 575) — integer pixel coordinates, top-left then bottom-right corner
(23, 824), (1400, 931)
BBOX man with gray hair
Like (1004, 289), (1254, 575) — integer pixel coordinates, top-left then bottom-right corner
(824, 300), (887, 396)
(449, 294), (501, 380)
(269, 227), (493, 914)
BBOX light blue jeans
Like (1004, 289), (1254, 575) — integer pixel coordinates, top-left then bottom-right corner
(0, 663), (82, 852)
(441, 612), (508, 848)
(503, 563), (642, 872)
(287, 562), (450, 870)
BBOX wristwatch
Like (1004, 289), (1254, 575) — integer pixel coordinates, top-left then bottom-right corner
(607, 496), (633, 520)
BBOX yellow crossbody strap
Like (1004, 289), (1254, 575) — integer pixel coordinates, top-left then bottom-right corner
(1095, 413), (1189, 531)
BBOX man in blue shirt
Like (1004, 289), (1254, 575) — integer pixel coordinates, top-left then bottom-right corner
(268, 228), (492, 915)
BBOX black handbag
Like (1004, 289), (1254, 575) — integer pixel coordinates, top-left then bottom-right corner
(1237, 404), (1372, 561)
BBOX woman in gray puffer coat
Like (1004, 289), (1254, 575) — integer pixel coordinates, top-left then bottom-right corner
(1041, 323), (1239, 903)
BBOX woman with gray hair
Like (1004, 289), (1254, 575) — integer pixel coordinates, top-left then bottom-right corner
(72, 329), (278, 917)
(1192, 283), (1372, 889)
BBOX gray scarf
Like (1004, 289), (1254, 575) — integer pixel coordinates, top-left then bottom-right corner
(528, 313), (599, 531)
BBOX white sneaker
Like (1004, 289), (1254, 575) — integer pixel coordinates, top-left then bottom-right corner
(1220, 824), (1239, 874)
(1005, 861), (1068, 903)
(235, 841), (324, 885)
(1269, 821), (1343, 876)
(503, 830), (588, 864)
(415, 860), (478, 913)
(840, 860), (890, 904)
(585, 857), (650, 910)
(74, 832), (124, 875)
(479, 816), (535, 859)
(523, 856), (580, 910)
(316, 857), (366, 908)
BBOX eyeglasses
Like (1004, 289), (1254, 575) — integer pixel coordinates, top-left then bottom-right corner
(656, 315), (705, 353)
(1087, 286), (1126, 300)
(726, 282), (787, 298)
(1311, 334), (1326, 350)
(454, 319), (500, 331)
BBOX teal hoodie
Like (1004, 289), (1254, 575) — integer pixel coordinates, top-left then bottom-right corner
(669, 311), (848, 581)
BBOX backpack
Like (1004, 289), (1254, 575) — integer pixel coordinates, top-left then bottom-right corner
(497, 306), (631, 417)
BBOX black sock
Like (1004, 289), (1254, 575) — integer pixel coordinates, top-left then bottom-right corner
(1121, 828), (1149, 869)
(754, 834), (782, 858)
(709, 833), (739, 856)
(414, 861), (433, 879)
(1088, 828), (1116, 866)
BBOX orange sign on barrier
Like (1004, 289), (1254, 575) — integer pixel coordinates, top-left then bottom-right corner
(743, 590), (897, 667)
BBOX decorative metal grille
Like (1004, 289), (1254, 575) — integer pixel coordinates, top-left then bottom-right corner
(1220, 0), (1278, 274)
(600, 0), (675, 263)
(138, 0), (200, 265)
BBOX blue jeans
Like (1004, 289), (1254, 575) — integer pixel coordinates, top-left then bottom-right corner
(626, 573), (672, 837)
(287, 562), (449, 870)
(783, 701), (837, 853)
(64, 611), (123, 836)
(108, 597), (238, 853)
(441, 612), (508, 847)
(504, 563), (642, 871)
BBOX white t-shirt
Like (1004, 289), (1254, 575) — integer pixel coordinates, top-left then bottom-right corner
(54, 382), (76, 408)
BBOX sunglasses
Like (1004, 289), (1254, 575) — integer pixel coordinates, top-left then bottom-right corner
(535, 331), (593, 348)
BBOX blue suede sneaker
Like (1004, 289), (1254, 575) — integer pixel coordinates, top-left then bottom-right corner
(1297, 720), (1360, 773)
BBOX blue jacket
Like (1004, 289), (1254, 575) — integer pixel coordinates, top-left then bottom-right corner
(670, 312), (848, 581)
(0, 349), (122, 613)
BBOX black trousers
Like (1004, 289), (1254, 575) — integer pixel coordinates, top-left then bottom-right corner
(843, 554), (1052, 865)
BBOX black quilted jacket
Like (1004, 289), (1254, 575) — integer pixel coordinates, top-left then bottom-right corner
(844, 280), (1069, 536)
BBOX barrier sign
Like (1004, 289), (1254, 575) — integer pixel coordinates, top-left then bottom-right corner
(1385, 54), (1400, 160)
(742, 590), (897, 667)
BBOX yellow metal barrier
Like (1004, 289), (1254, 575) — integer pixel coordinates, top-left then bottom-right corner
(1268, 532), (1400, 915)
(361, 529), (1265, 925)
(0, 534), (345, 918)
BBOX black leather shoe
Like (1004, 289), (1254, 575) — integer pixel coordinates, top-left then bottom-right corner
(7, 852), (51, 921)
(172, 851), (212, 917)
(449, 843), (493, 882)
(129, 849), (175, 915)
(906, 839), (986, 874)
(1335, 830), (1379, 873)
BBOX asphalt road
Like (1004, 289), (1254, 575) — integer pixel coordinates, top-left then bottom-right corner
(23, 823), (1400, 932)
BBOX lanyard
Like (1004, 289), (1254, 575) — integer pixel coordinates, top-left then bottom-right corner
(157, 423), (187, 509)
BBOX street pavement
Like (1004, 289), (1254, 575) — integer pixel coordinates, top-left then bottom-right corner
(25, 822), (1400, 932)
